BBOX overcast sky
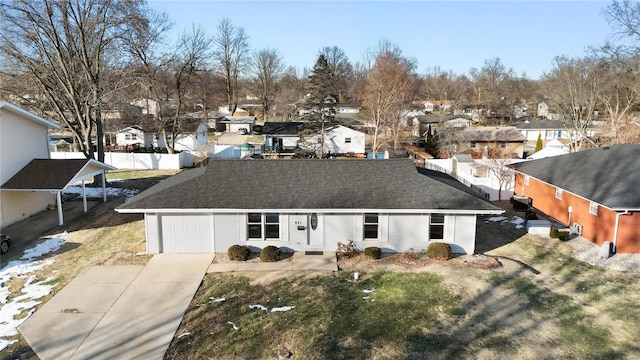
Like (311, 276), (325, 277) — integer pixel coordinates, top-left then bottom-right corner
(149, 1), (614, 80)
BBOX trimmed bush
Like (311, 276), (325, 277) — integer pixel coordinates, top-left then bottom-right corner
(260, 246), (281, 262)
(550, 226), (560, 239)
(228, 244), (251, 261)
(558, 231), (569, 241)
(426, 242), (451, 260)
(364, 246), (382, 260)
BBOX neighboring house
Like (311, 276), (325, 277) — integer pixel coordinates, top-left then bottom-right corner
(0, 102), (114, 227)
(131, 98), (161, 117)
(298, 125), (366, 155)
(422, 100), (453, 113)
(512, 145), (640, 253)
(113, 122), (209, 154)
(527, 139), (569, 160)
(514, 120), (569, 142)
(458, 126), (527, 158)
(219, 116), (256, 133)
(262, 122), (305, 152)
(116, 125), (153, 147)
(537, 101), (562, 121)
(115, 159), (503, 254)
(336, 104), (360, 114)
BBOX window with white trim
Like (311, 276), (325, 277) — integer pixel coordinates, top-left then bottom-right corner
(589, 202), (598, 215)
(363, 213), (378, 240)
(524, 175), (530, 185)
(555, 188), (563, 200)
(429, 214), (445, 240)
(247, 213), (280, 240)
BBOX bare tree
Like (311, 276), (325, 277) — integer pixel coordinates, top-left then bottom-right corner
(361, 40), (417, 156)
(275, 66), (307, 121)
(0, 0), (148, 162)
(129, 25), (212, 154)
(248, 48), (284, 122)
(213, 18), (249, 115)
(318, 46), (353, 102)
(469, 57), (514, 124)
(542, 56), (602, 151)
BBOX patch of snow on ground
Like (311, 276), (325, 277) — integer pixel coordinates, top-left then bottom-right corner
(227, 322), (239, 330)
(249, 304), (268, 312)
(0, 232), (67, 352)
(510, 216), (525, 229)
(485, 216), (508, 223)
(64, 186), (139, 201)
(270, 306), (295, 312)
(362, 289), (376, 294)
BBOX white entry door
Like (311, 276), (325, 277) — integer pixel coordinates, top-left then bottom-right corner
(289, 214), (308, 247)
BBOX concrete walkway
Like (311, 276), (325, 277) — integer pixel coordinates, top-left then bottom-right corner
(207, 251), (337, 272)
(19, 253), (214, 360)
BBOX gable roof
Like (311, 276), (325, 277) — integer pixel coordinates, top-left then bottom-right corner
(262, 122), (305, 135)
(512, 144), (640, 210)
(0, 101), (61, 129)
(513, 120), (566, 130)
(462, 126), (527, 142)
(1, 159), (116, 191)
(117, 159), (502, 213)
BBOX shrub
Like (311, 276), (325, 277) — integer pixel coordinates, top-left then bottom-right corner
(260, 246), (281, 262)
(364, 246), (382, 260)
(228, 244), (251, 261)
(558, 231), (569, 241)
(550, 226), (560, 238)
(426, 242), (451, 260)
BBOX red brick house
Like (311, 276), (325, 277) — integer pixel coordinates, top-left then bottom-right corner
(512, 145), (640, 253)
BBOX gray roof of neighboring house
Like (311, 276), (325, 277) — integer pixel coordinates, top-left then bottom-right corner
(513, 120), (566, 130)
(462, 126), (527, 142)
(0, 159), (113, 191)
(511, 144), (640, 210)
(117, 159), (501, 212)
(220, 116), (256, 123)
(414, 114), (472, 124)
(262, 122), (305, 135)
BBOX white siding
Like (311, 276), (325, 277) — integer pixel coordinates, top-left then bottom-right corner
(0, 107), (53, 226)
(450, 215), (476, 254)
(324, 214), (358, 251)
(214, 213), (242, 251)
(145, 214), (160, 253)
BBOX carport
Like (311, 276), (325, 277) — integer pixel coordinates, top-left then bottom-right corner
(0, 159), (116, 225)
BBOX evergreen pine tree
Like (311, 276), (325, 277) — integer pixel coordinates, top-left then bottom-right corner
(425, 124), (441, 158)
(534, 134), (543, 153)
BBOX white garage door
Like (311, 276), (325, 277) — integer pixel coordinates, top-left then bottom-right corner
(160, 214), (214, 252)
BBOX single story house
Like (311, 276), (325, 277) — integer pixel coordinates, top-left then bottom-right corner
(512, 145), (640, 253)
(116, 159), (503, 254)
(113, 122), (209, 154)
(219, 116), (257, 133)
(262, 122), (305, 152)
(298, 125), (366, 156)
(458, 126), (527, 158)
(527, 139), (569, 160)
(513, 120), (597, 142)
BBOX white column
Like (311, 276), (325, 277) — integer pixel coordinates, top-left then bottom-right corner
(102, 171), (107, 202)
(56, 191), (63, 226)
(82, 179), (87, 212)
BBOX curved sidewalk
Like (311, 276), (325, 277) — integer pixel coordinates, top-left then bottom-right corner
(19, 253), (214, 360)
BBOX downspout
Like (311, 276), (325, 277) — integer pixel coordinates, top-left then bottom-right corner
(612, 211), (630, 254)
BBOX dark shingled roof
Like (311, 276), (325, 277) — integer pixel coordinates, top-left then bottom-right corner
(512, 144), (640, 210)
(1, 159), (91, 190)
(117, 159), (501, 212)
(513, 120), (566, 130)
(462, 126), (527, 142)
(262, 122), (304, 135)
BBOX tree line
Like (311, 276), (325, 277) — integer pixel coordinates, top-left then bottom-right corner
(1, 0), (639, 161)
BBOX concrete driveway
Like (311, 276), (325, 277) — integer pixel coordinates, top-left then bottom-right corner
(19, 253), (214, 360)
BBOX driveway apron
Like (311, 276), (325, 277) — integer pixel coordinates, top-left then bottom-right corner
(19, 253), (214, 360)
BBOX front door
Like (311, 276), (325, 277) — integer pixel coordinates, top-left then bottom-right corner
(289, 214), (308, 247)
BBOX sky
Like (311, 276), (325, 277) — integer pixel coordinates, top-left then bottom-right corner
(148, 1), (615, 80)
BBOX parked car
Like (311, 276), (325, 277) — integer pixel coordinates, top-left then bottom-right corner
(411, 139), (426, 148)
(237, 128), (248, 135)
(0, 234), (11, 254)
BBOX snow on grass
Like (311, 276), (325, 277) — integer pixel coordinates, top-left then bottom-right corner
(249, 304), (268, 312)
(270, 306), (294, 313)
(0, 232), (67, 352)
(227, 322), (239, 330)
(485, 216), (508, 223)
(486, 216), (526, 229)
(63, 185), (139, 201)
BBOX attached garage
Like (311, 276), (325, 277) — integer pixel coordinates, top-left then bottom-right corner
(156, 214), (214, 253)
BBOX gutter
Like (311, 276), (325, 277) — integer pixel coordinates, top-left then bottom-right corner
(612, 211), (631, 253)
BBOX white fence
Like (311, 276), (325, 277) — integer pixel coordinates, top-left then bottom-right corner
(51, 151), (196, 169)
